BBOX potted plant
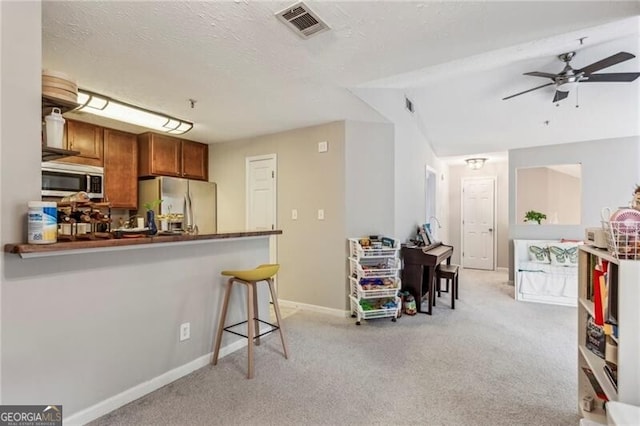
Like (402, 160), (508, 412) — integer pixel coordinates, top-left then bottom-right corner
(524, 210), (547, 225)
(143, 199), (162, 235)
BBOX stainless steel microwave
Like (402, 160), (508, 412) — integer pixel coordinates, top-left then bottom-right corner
(41, 162), (104, 199)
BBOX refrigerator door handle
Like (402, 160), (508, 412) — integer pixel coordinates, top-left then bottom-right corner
(184, 191), (196, 234)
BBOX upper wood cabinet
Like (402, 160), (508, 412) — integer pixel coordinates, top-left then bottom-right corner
(138, 133), (208, 181)
(63, 119), (104, 167)
(181, 140), (208, 180)
(104, 128), (138, 209)
(138, 133), (181, 177)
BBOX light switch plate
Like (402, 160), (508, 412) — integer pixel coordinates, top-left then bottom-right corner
(292, 209), (298, 220)
(318, 141), (328, 153)
(317, 209), (325, 220)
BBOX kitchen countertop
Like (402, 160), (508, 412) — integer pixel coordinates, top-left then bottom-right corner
(4, 230), (282, 258)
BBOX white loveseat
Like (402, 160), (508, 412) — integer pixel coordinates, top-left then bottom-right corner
(513, 239), (581, 307)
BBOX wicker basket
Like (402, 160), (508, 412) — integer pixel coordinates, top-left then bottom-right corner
(603, 220), (640, 260)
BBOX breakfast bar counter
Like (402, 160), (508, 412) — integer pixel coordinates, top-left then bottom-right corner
(2, 228), (280, 420)
(4, 230), (282, 258)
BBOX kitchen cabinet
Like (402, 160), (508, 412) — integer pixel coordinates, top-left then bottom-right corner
(138, 133), (208, 181)
(181, 140), (208, 180)
(104, 128), (138, 209)
(63, 119), (104, 167)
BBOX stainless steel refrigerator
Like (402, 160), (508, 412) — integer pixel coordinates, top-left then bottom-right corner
(138, 177), (217, 234)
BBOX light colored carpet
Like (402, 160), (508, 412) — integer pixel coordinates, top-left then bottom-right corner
(89, 268), (579, 426)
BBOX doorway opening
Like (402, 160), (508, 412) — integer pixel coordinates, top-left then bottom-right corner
(425, 166), (438, 239)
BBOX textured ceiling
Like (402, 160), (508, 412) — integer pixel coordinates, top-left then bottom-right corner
(42, 1), (640, 157)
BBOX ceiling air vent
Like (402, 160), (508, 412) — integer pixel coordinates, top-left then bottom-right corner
(276, 2), (330, 39)
(405, 97), (414, 113)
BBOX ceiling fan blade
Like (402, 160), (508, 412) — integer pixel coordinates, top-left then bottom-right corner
(523, 71), (557, 79)
(552, 90), (569, 103)
(581, 72), (640, 82)
(577, 51), (636, 75)
(502, 82), (554, 100)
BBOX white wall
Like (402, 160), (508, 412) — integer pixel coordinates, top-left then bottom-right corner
(547, 169), (580, 225)
(208, 120), (398, 312)
(208, 121), (348, 311)
(344, 121), (395, 238)
(516, 167), (581, 224)
(1, 0), (44, 404)
(508, 136), (640, 279)
(350, 88), (446, 244)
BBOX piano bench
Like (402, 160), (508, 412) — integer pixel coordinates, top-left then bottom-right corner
(436, 264), (459, 309)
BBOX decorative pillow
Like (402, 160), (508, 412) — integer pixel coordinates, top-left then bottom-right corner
(527, 244), (550, 264)
(548, 242), (579, 267)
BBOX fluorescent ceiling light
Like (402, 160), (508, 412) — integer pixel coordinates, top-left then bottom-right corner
(465, 158), (487, 170)
(76, 90), (193, 135)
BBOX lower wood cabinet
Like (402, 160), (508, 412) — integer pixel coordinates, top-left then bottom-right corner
(104, 128), (138, 209)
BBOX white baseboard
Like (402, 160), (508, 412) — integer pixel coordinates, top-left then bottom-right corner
(64, 300), (338, 426)
(278, 298), (349, 318)
(64, 339), (248, 426)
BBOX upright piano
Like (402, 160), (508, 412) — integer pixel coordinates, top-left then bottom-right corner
(401, 242), (453, 315)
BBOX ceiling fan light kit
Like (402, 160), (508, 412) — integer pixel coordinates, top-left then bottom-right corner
(503, 51), (640, 103)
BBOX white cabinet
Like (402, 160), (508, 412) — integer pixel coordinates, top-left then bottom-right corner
(348, 237), (401, 325)
(577, 245), (640, 424)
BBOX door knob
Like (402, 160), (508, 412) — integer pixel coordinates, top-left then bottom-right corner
(488, 228), (493, 232)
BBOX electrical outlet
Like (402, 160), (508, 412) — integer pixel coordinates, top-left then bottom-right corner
(292, 209), (298, 220)
(179, 322), (190, 342)
(317, 209), (325, 220)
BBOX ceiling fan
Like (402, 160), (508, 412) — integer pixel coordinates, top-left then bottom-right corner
(503, 51), (640, 103)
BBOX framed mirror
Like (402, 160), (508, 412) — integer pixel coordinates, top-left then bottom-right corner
(516, 164), (582, 225)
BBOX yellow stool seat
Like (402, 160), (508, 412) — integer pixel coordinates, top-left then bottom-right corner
(221, 264), (279, 282)
(212, 263), (288, 379)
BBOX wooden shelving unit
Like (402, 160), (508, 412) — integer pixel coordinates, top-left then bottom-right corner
(41, 94), (81, 162)
(42, 93), (79, 114)
(41, 146), (80, 162)
(577, 245), (640, 422)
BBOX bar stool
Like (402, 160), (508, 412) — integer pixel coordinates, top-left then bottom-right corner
(211, 264), (288, 379)
(436, 264), (459, 309)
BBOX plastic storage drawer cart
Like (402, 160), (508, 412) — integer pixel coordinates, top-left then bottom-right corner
(348, 237), (401, 325)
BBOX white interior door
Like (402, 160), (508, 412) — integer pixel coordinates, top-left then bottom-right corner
(461, 177), (495, 270)
(246, 155), (276, 230)
(246, 154), (277, 264)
